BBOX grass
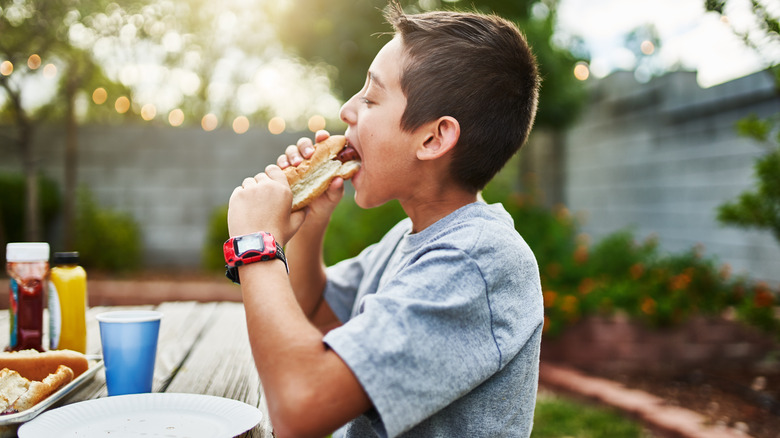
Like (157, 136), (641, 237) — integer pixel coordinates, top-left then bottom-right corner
(531, 390), (651, 438)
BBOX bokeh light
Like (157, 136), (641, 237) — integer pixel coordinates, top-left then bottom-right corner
(141, 104), (156, 121)
(640, 40), (655, 56)
(168, 109), (184, 127)
(202, 113), (218, 131)
(307, 115), (326, 132)
(27, 54), (41, 70)
(43, 63), (57, 78)
(115, 96), (130, 114)
(232, 116), (249, 134)
(573, 62), (590, 81)
(0, 61), (13, 76)
(268, 117), (285, 135)
(92, 88), (107, 104)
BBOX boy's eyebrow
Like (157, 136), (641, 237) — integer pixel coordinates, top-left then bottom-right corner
(368, 71), (385, 90)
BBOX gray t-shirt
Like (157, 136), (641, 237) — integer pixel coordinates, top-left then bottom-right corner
(323, 202), (543, 437)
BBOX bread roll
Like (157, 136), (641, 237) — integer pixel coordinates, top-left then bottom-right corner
(10, 365), (74, 412)
(283, 135), (360, 211)
(0, 369), (30, 411)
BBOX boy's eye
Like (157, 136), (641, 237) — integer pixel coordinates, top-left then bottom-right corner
(360, 97), (374, 106)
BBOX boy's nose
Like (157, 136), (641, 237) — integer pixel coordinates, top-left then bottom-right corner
(339, 95), (357, 125)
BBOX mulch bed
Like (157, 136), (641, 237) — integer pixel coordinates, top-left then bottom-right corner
(601, 366), (780, 438)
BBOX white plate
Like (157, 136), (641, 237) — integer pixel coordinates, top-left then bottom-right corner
(18, 393), (263, 438)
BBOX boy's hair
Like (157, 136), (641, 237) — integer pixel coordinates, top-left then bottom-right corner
(385, 3), (540, 192)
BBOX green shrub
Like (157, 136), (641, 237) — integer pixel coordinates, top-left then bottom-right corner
(74, 187), (142, 273)
(201, 196), (407, 271)
(323, 196), (406, 265)
(203, 204), (229, 272)
(482, 166), (779, 338)
(0, 172), (61, 243)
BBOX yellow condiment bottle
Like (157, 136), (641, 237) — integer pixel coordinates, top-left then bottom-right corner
(49, 252), (87, 353)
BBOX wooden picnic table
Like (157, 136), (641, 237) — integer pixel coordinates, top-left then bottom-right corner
(1, 301), (273, 437)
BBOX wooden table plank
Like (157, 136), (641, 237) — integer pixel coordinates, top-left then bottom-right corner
(164, 302), (272, 437)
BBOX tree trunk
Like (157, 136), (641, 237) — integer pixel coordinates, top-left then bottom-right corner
(63, 72), (79, 250)
(20, 111), (40, 242)
(2, 77), (41, 242)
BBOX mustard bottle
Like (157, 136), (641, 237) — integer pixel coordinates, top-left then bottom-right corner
(49, 252), (87, 353)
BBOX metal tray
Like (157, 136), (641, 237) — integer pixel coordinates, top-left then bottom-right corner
(0, 357), (103, 437)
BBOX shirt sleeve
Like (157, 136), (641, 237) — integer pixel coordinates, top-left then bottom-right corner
(323, 247), (501, 437)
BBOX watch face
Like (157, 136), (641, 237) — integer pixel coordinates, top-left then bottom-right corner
(236, 234), (265, 255)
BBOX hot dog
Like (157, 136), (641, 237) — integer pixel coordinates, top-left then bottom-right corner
(0, 349), (89, 382)
(284, 135), (360, 211)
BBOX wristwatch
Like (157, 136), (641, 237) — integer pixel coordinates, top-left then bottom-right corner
(223, 231), (288, 284)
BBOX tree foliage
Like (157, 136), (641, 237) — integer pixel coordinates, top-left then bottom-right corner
(706, 0), (780, 245)
(269, 0), (589, 130)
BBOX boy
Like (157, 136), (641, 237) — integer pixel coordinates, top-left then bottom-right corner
(226, 3), (543, 437)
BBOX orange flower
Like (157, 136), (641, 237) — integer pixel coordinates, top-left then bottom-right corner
(578, 278), (595, 295)
(561, 295), (578, 314)
(630, 263), (644, 280)
(719, 263), (731, 280)
(554, 204), (570, 222)
(669, 272), (692, 291)
(546, 263), (562, 279)
(573, 245), (588, 265)
(641, 297), (656, 315)
(543, 291), (557, 308)
(753, 283), (774, 308)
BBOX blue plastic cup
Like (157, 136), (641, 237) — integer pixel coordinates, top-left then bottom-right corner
(96, 310), (163, 396)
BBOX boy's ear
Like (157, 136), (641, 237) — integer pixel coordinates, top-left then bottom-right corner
(416, 116), (460, 161)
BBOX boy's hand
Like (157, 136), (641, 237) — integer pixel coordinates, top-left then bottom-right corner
(276, 130), (346, 223)
(227, 165), (306, 246)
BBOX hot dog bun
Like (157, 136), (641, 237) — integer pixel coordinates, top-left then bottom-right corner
(9, 365), (74, 412)
(283, 135), (360, 211)
(0, 365), (75, 414)
(0, 349), (88, 381)
(0, 369), (30, 411)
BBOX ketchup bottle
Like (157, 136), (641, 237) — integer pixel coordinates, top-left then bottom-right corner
(6, 242), (49, 352)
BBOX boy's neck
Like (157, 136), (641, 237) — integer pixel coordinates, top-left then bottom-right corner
(402, 188), (478, 234)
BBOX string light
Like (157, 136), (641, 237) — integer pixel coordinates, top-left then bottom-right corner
(307, 115), (326, 132)
(573, 62), (590, 81)
(168, 109), (184, 127)
(0, 61), (13, 76)
(27, 54), (41, 70)
(268, 117), (285, 135)
(115, 96), (130, 114)
(42, 63), (57, 78)
(232, 116), (249, 134)
(92, 88), (108, 104)
(141, 104), (156, 121)
(202, 113), (218, 131)
(640, 40), (655, 55)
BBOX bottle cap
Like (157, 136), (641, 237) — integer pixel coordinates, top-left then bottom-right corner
(6, 242), (50, 262)
(53, 251), (80, 265)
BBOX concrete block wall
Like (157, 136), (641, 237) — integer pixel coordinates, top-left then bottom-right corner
(2, 69), (779, 285)
(562, 70), (780, 284)
(1, 123), (306, 267)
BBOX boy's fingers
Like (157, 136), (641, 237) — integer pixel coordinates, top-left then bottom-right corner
(241, 176), (257, 188)
(265, 164), (287, 182)
(314, 130), (330, 144)
(286, 144), (303, 165)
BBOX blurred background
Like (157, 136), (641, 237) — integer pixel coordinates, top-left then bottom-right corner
(1, 0), (779, 434)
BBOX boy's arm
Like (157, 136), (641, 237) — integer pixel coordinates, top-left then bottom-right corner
(280, 131), (343, 329)
(228, 165), (371, 436)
